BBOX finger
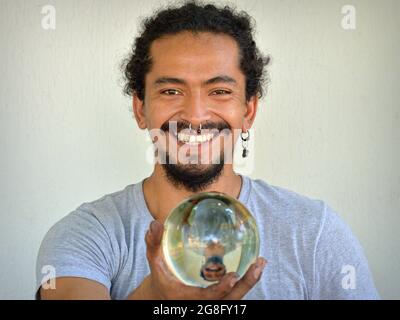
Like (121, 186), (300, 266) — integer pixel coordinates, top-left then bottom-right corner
(198, 272), (241, 300)
(145, 220), (178, 283)
(223, 257), (267, 300)
(145, 220), (170, 277)
(166, 271), (240, 300)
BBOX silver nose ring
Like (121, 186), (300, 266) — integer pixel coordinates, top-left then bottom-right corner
(189, 123), (201, 133)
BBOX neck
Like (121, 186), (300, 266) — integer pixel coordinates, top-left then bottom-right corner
(142, 164), (243, 223)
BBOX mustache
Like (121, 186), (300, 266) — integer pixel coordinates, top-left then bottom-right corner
(205, 255), (224, 265)
(160, 120), (231, 133)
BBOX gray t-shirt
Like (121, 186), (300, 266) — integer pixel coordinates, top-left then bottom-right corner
(35, 175), (379, 299)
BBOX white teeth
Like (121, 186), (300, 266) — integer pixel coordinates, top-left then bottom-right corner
(177, 132), (215, 144)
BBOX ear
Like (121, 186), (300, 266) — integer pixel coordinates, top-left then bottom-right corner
(132, 93), (147, 130)
(242, 95), (259, 131)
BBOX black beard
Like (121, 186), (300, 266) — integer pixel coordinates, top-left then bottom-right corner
(163, 156), (225, 193)
(159, 120), (230, 193)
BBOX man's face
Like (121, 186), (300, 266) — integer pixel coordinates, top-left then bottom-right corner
(201, 257), (227, 282)
(133, 31), (257, 190)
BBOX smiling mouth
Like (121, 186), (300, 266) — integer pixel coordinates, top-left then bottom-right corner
(205, 266), (224, 272)
(171, 130), (221, 145)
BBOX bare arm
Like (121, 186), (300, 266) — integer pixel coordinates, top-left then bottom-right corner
(39, 277), (111, 300)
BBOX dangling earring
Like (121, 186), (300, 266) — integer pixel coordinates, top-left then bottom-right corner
(241, 130), (250, 158)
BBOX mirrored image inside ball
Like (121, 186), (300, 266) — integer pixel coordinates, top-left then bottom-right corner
(162, 192), (260, 287)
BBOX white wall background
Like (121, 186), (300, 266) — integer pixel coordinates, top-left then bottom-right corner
(0, 0), (399, 299)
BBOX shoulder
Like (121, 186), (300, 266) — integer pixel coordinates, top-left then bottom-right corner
(39, 182), (142, 262)
(245, 176), (331, 229)
(244, 176), (353, 256)
(242, 177), (379, 299)
(36, 184), (140, 294)
(244, 175), (367, 252)
(77, 183), (137, 226)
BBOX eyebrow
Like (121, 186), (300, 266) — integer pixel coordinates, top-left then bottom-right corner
(153, 75), (237, 87)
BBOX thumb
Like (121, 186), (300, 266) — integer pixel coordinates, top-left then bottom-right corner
(145, 220), (164, 257)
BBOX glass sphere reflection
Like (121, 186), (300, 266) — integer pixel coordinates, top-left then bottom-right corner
(162, 192), (260, 287)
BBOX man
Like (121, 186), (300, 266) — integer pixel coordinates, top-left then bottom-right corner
(36, 1), (379, 299)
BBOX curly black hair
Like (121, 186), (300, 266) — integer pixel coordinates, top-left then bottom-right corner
(122, 0), (270, 103)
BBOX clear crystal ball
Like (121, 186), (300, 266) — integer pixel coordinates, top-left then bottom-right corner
(162, 192), (260, 287)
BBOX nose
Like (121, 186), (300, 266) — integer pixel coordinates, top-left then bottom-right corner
(180, 92), (211, 129)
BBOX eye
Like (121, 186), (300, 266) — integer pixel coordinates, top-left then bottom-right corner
(161, 89), (181, 95)
(211, 89), (232, 95)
